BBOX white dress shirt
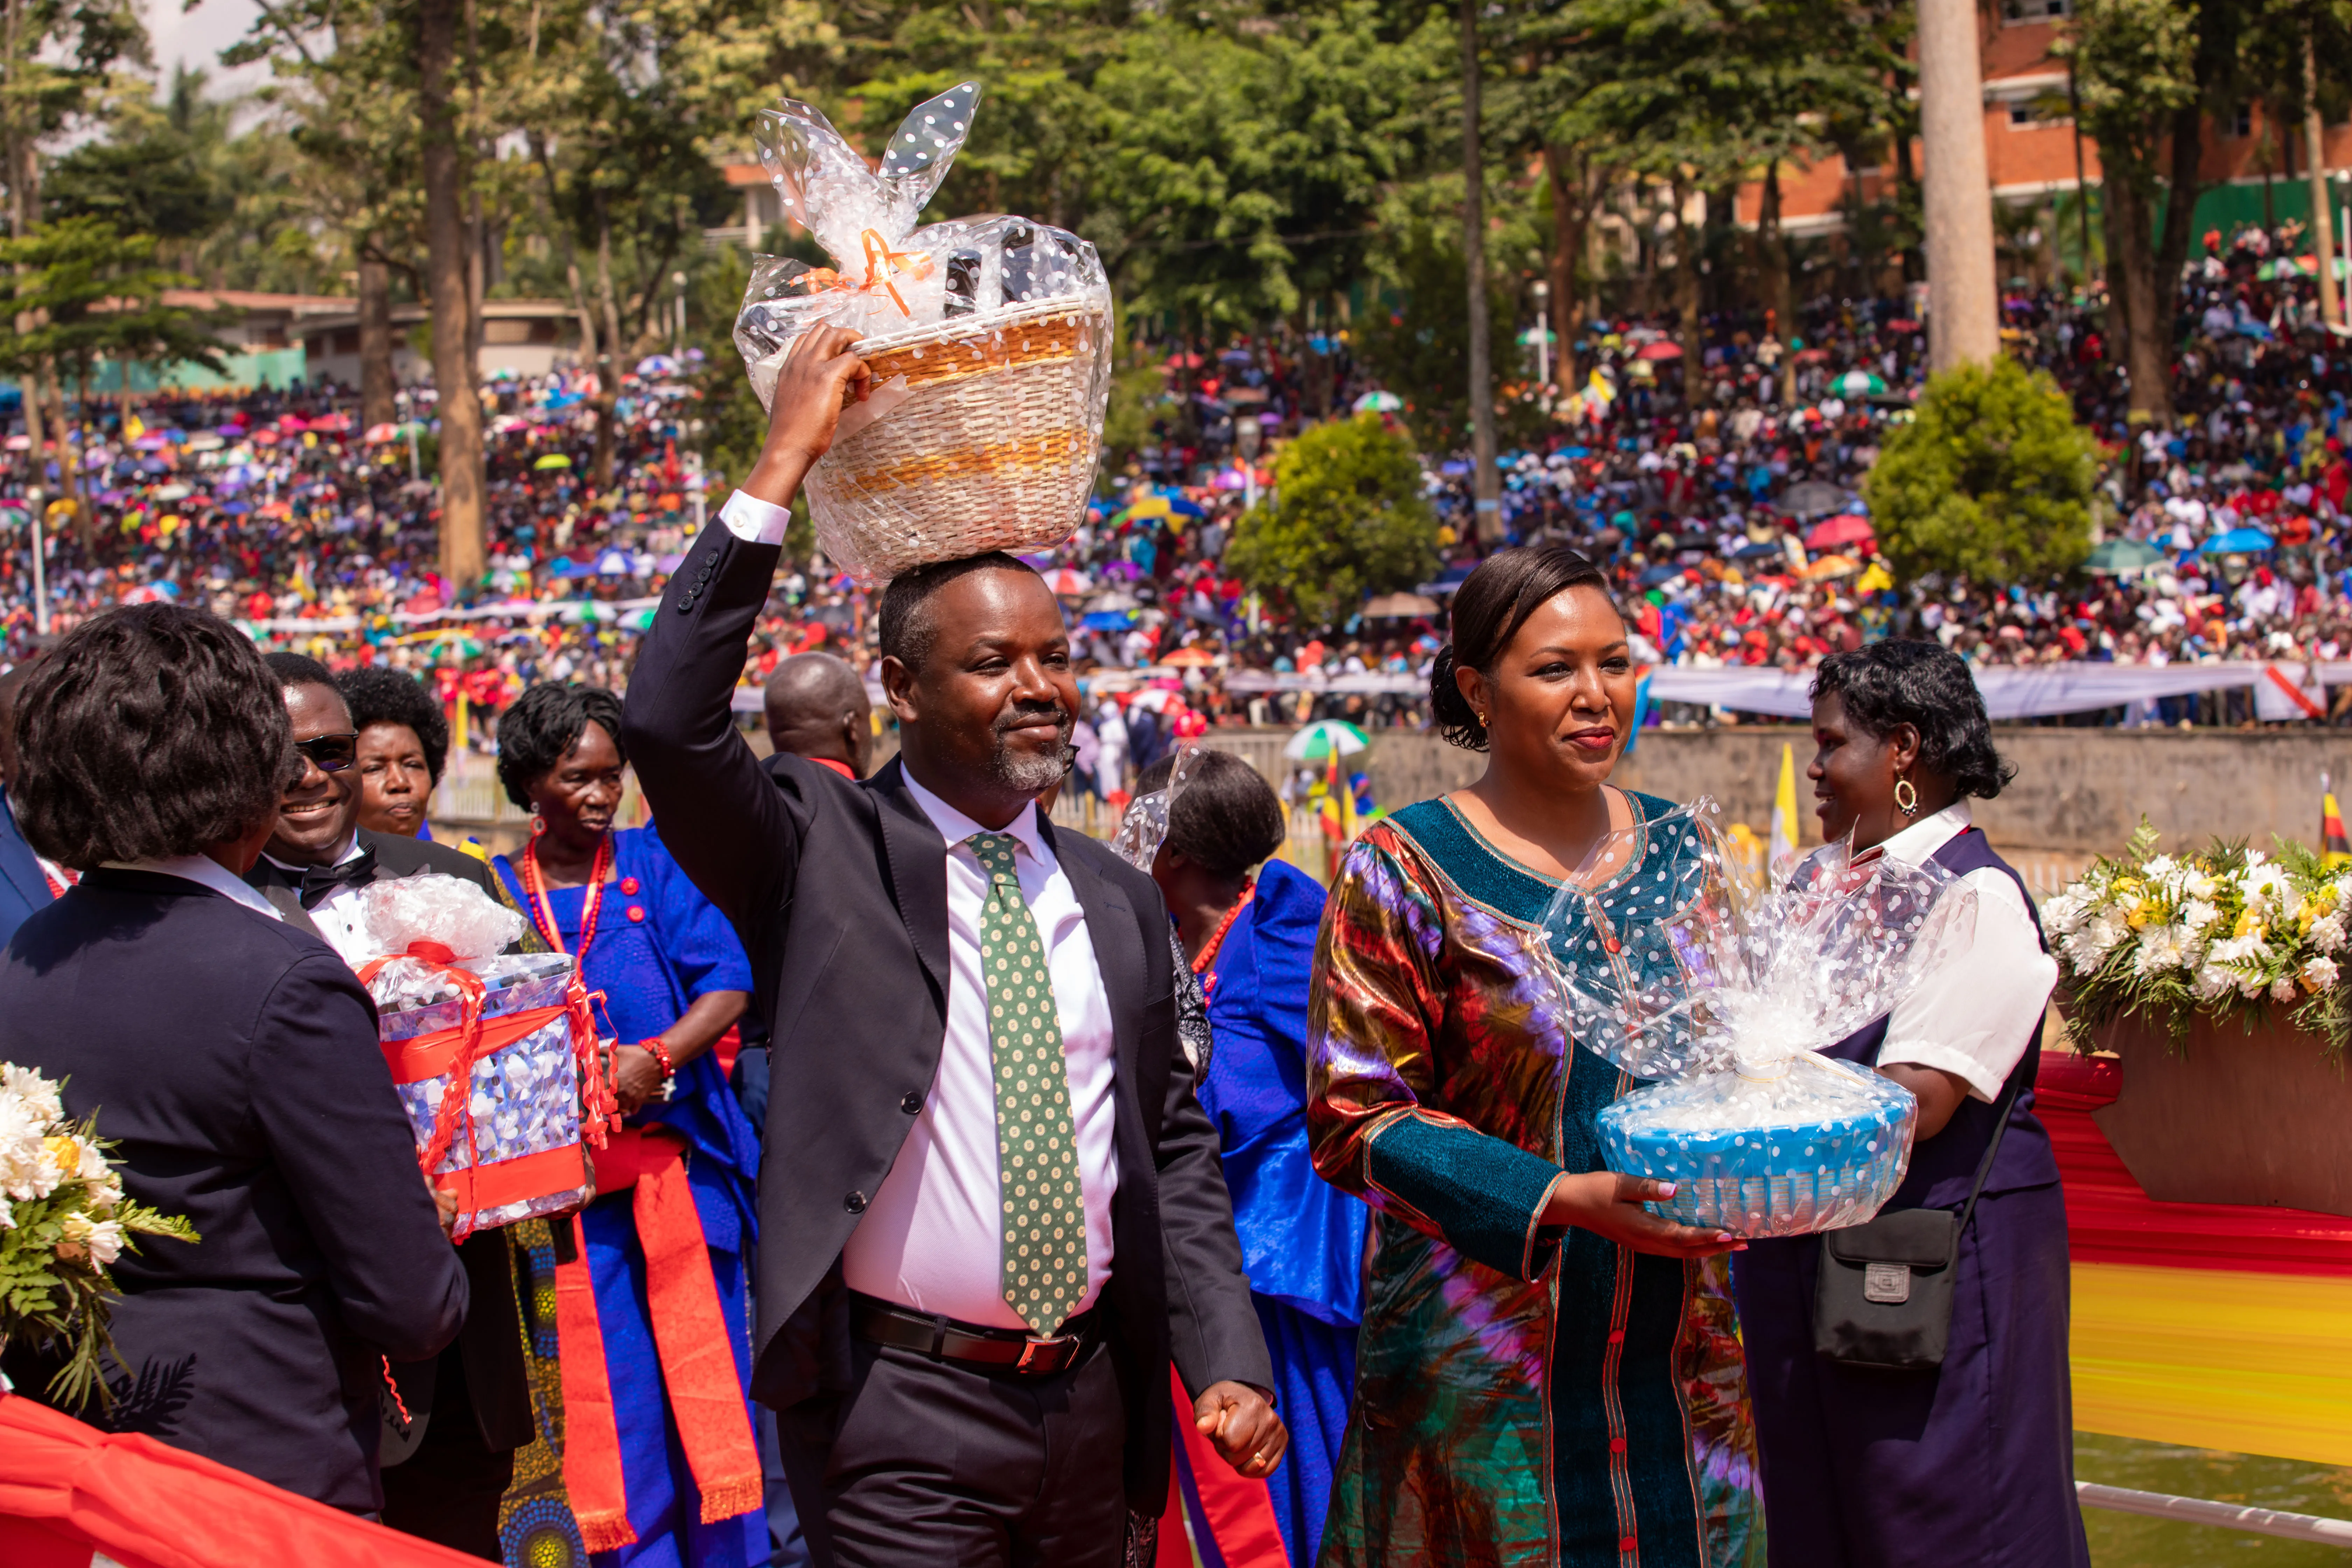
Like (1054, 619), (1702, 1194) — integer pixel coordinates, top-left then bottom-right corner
(1871, 800), (2059, 1101)
(105, 854), (285, 922)
(720, 489), (793, 545)
(840, 772), (1121, 1330)
(259, 837), (372, 963)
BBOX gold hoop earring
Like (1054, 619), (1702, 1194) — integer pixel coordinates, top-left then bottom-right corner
(1893, 777), (1920, 818)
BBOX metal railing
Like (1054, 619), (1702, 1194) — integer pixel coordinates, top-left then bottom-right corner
(2077, 1482), (2352, 1545)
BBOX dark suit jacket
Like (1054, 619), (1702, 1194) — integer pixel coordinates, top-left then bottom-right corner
(0, 792), (53, 946)
(622, 520), (1273, 1511)
(244, 826), (536, 1455)
(0, 867), (468, 1511)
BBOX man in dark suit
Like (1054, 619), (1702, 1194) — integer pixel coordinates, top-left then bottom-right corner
(0, 663), (61, 943)
(622, 327), (1283, 1568)
(243, 651), (534, 1560)
(0, 604), (466, 1513)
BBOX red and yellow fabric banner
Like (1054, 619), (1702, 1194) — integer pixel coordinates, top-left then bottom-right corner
(2042, 1053), (2352, 1464)
(0, 1390), (488, 1568)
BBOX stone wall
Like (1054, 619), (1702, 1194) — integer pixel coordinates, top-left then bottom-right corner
(1330, 726), (2352, 856)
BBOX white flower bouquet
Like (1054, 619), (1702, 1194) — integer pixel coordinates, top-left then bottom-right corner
(2049, 822), (2350, 1052)
(0, 1063), (198, 1407)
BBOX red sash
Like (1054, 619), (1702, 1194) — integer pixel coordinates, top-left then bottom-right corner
(552, 1127), (763, 1550)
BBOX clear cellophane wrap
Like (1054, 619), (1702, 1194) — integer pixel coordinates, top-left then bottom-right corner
(732, 81), (1113, 585)
(1543, 801), (1976, 1237)
(356, 875), (612, 1240)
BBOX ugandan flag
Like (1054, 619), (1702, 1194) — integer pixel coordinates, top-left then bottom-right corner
(2325, 787), (2351, 869)
(2044, 1055), (2352, 1464)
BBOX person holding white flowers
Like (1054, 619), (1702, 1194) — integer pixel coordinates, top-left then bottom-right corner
(1731, 639), (2089, 1568)
(0, 603), (468, 1515)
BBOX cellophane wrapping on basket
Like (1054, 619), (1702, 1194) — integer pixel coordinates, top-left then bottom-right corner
(732, 79), (1114, 584)
(356, 876), (607, 1241)
(1544, 801), (1975, 1237)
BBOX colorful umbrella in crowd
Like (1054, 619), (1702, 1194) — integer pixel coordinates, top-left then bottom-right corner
(533, 453), (573, 470)
(1778, 480), (1853, 518)
(1040, 568), (1093, 596)
(1352, 390), (1404, 413)
(1160, 646), (1216, 668)
(1833, 370), (1889, 397)
(2202, 526), (2275, 555)
(1634, 340), (1683, 360)
(1284, 720), (1371, 762)
(2084, 538), (2167, 575)
(1802, 513), (1875, 550)
(1362, 592), (1441, 619)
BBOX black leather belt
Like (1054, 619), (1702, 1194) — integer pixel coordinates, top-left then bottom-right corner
(849, 1292), (1098, 1377)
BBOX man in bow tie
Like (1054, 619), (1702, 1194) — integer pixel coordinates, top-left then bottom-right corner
(243, 651), (536, 1560)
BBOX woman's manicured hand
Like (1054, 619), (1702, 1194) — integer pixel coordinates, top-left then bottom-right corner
(1542, 1171), (1740, 1258)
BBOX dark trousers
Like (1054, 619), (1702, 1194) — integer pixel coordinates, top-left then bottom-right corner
(379, 1352), (517, 1561)
(776, 1333), (1128, 1568)
(1732, 1183), (2091, 1568)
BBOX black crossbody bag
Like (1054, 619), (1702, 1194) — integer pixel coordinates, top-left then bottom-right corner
(1811, 1077), (2017, 1370)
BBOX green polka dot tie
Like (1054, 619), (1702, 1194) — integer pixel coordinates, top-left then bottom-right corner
(965, 831), (1089, 1336)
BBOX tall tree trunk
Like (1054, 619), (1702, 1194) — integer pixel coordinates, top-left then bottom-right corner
(2311, 27), (2342, 330)
(591, 193), (623, 489)
(2104, 166), (2139, 370)
(1459, 0), (1498, 544)
(1544, 145), (1587, 388)
(462, 0), (486, 382)
(1917, 0), (1998, 370)
(1760, 162), (1795, 406)
(2108, 169), (2166, 422)
(420, 0), (486, 589)
(1673, 177), (1703, 410)
(2138, 103), (2203, 425)
(5, 33), (50, 560)
(358, 253), (395, 430)
(1893, 126), (1924, 284)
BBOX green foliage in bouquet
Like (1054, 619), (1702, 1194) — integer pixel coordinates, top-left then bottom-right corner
(2047, 822), (2352, 1055)
(0, 1065), (199, 1409)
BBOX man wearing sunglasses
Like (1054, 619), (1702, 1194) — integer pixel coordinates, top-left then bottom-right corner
(242, 651), (538, 1563)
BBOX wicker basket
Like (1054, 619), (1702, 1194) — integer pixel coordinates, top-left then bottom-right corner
(804, 295), (1112, 585)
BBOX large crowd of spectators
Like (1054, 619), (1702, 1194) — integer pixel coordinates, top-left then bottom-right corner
(6, 218), (2352, 767)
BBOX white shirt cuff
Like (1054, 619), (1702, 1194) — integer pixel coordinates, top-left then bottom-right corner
(718, 489), (792, 546)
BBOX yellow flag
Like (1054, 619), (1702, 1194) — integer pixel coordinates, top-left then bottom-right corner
(1769, 742), (1799, 881)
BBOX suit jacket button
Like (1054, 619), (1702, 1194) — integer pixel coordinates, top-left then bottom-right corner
(844, 1191), (868, 1214)
(899, 1091), (923, 1115)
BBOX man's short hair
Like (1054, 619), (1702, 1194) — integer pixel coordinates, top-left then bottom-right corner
(15, 605), (291, 868)
(263, 651), (338, 692)
(876, 553), (1037, 674)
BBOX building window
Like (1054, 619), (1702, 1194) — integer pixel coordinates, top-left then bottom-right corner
(2233, 106), (2253, 138)
(2009, 101), (2039, 127)
(2001, 0), (2069, 20)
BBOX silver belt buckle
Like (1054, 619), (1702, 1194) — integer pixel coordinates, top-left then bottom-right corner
(1015, 1333), (1076, 1374)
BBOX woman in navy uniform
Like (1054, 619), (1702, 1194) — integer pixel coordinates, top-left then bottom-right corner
(1732, 640), (2089, 1568)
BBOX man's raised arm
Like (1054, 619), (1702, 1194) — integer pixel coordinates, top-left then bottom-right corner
(618, 327), (872, 926)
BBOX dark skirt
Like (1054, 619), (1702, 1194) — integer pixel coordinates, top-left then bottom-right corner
(1731, 1183), (2091, 1568)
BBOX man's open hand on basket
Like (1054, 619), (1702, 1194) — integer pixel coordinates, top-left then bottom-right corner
(743, 325), (872, 509)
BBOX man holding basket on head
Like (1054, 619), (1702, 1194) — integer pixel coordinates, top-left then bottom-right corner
(619, 324), (1283, 1568)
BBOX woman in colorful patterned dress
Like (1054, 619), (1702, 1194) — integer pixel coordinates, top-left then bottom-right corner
(1307, 546), (1765, 1568)
(489, 683), (769, 1568)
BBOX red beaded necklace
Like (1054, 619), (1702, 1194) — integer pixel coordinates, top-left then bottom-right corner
(519, 830), (614, 963)
(1189, 880), (1256, 987)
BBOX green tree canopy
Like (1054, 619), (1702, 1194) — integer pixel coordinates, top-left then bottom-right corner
(1226, 412), (1438, 627)
(1862, 358), (2099, 586)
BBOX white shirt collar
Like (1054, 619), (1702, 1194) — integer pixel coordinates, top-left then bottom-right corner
(1875, 798), (1973, 867)
(900, 768), (1049, 865)
(104, 854), (286, 922)
(261, 832), (365, 875)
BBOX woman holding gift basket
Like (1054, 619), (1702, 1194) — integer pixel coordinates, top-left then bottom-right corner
(1306, 546), (1763, 1568)
(1730, 642), (2089, 1568)
(488, 682), (770, 1568)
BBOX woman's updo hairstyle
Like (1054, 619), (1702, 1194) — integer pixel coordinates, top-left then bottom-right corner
(495, 682), (626, 810)
(1810, 639), (2014, 800)
(1429, 545), (1615, 751)
(1134, 749), (1287, 882)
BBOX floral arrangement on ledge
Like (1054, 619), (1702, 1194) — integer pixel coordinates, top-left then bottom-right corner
(1, 1064), (198, 1406)
(2047, 824), (2351, 1054)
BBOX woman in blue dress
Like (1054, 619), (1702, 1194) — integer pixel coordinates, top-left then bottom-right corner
(491, 682), (768, 1568)
(1139, 750), (1363, 1568)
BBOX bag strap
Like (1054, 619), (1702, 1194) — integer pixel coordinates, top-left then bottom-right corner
(1954, 1070), (2023, 1239)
